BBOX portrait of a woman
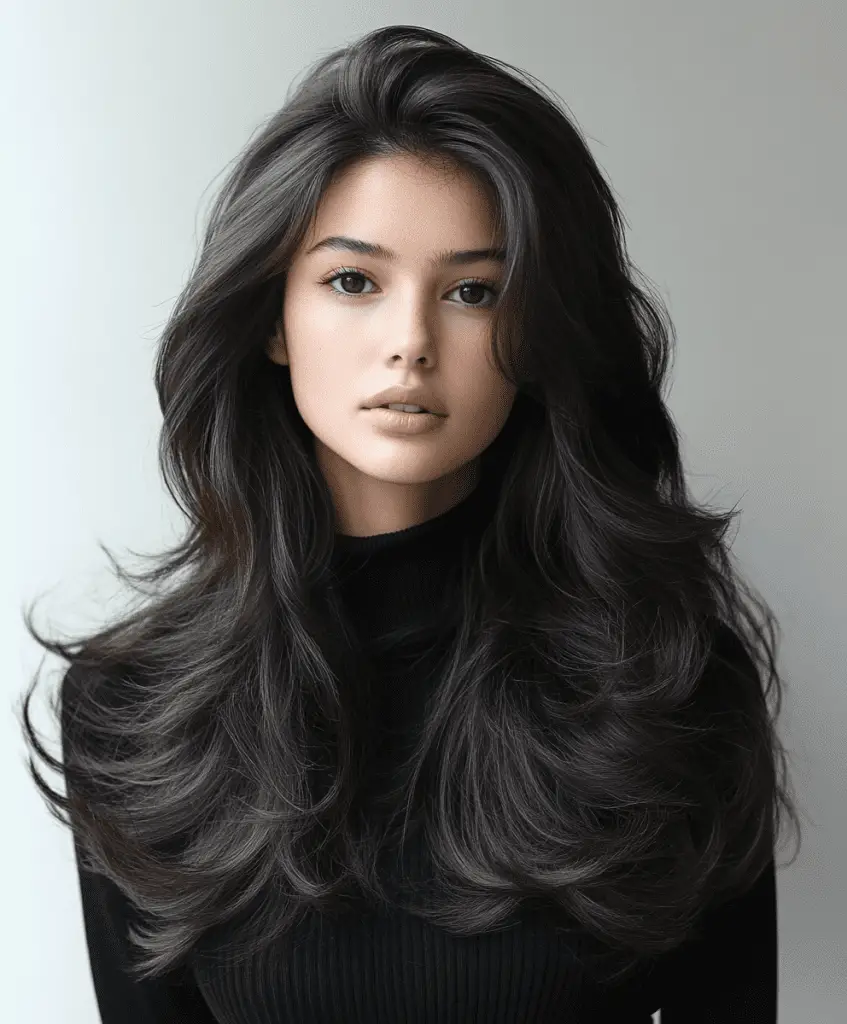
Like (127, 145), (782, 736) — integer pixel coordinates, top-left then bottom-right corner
(19, 24), (802, 1024)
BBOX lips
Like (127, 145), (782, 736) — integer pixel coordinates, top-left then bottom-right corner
(362, 386), (446, 416)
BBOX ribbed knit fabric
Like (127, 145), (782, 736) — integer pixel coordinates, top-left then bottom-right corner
(66, 471), (777, 1023)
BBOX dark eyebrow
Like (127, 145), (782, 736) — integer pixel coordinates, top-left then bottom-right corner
(305, 235), (506, 267)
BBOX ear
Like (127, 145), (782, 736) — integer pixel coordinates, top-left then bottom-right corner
(266, 324), (289, 366)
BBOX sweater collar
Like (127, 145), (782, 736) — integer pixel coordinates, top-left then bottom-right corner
(330, 471), (500, 643)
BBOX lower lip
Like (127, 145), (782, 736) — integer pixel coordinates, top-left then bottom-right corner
(364, 407), (446, 434)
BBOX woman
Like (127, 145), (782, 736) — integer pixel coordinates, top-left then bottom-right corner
(19, 24), (802, 1023)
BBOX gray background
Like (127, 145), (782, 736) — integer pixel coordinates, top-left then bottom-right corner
(5, 2), (842, 1020)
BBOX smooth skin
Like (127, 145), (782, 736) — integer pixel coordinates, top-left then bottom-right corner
(267, 151), (517, 537)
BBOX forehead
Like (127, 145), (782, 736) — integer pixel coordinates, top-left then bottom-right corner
(300, 153), (501, 260)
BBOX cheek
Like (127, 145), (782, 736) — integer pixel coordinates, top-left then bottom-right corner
(478, 381), (518, 438)
(462, 360), (517, 415)
(282, 283), (339, 352)
(282, 314), (357, 392)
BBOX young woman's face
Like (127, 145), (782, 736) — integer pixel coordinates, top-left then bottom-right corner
(268, 151), (517, 537)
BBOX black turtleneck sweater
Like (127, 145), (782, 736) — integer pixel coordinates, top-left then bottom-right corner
(65, 475), (777, 1023)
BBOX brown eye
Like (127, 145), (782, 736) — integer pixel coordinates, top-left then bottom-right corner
(453, 282), (492, 307)
(323, 270), (373, 295)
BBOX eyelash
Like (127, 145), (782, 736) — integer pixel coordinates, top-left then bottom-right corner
(318, 267), (499, 309)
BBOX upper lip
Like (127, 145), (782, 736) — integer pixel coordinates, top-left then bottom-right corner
(362, 386), (446, 415)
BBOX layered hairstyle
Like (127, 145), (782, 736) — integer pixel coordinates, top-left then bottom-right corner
(18, 24), (803, 988)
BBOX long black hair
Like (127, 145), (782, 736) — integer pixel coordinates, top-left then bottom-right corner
(17, 24), (803, 988)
